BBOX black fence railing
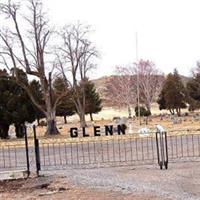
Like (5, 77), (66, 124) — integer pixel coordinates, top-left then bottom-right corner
(38, 136), (158, 170)
(168, 134), (200, 160)
(1, 126), (200, 175)
(0, 126), (30, 175)
(0, 143), (27, 170)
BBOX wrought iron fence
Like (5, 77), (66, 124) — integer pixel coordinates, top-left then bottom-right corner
(0, 127), (30, 176)
(1, 126), (200, 175)
(168, 134), (200, 160)
(38, 136), (158, 170)
(36, 130), (200, 171)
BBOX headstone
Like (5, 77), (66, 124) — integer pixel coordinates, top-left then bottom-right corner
(128, 122), (133, 134)
(193, 115), (200, 121)
(113, 117), (121, 124)
(120, 117), (128, 124)
(172, 118), (182, 124)
(138, 128), (150, 137)
(8, 125), (16, 139)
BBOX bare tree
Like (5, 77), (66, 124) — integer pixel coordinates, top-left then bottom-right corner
(57, 23), (98, 127)
(134, 59), (164, 111)
(0, 0), (63, 135)
(107, 66), (137, 117)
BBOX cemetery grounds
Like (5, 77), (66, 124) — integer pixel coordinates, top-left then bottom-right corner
(1, 106), (200, 200)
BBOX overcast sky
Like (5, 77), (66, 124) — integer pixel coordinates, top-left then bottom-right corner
(42, 0), (200, 78)
(2, 0), (200, 78)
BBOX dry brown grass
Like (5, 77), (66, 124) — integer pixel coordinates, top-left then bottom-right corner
(1, 105), (200, 146)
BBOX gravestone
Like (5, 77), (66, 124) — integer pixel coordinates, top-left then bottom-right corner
(138, 127), (150, 136)
(113, 117), (128, 133)
(193, 114), (200, 121)
(172, 118), (182, 124)
(128, 121), (134, 134)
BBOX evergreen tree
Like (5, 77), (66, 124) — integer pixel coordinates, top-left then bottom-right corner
(0, 70), (13, 138)
(85, 80), (102, 121)
(158, 69), (187, 116)
(135, 106), (151, 117)
(157, 91), (166, 110)
(10, 70), (36, 137)
(0, 69), (36, 138)
(53, 77), (75, 124)
(186, 73), (200, 111)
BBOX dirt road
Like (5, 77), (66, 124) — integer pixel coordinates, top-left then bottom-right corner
(0, 176), (163, 200)
(1, 162), (200, 200)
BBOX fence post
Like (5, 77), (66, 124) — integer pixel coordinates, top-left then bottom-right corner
(33, 125), (41, 176)
(24, 125), (30, 177)
(164, 132), (168, 169)
(155, 131), (168, 170)
(155, 132), (161, 168)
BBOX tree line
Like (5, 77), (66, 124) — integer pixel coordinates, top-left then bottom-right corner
(106, 61), (200, 118)
(0, 0), (101, 136)
(158, 66), (200, 116)
(0, 69), (101, 139)
(106, 60), (164, 117)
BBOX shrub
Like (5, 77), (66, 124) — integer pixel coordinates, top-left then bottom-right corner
(39, 120), (47, 127)
(135, 106), (151, 117)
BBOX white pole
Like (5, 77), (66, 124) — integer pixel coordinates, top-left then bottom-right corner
(136, 32), (141, 125)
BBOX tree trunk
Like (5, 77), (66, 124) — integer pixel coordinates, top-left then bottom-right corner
(43, 78), (60, 135)
(15, 123), (25, 138)
(74, 83), (87, 128)
(90, 113), (94, 121)
(75, 98), (87, 127)
(64, 115), (67, 124)
(37, 118), (40, 126)
(45, 110), (59, 135)
(146, 103), (151, 114)
(128, 106), (132, 118)
(145, 116), (148, 125)
(169, 109), (174, 115)
(0, 123), (9, 139)
(176, 108), (181, 117)
(176, 108), (178, 116)
(79, 111), (86, 127)
(46, 119), (59, 135)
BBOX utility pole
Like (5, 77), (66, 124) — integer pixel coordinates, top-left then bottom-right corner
(49, 72), (52, 108)
(136, 32), (141, 125)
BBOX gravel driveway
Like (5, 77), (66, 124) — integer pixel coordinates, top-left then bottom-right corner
(42, 162), (200, 200)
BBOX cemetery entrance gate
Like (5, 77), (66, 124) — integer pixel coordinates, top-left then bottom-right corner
(33, 125), (169, 174)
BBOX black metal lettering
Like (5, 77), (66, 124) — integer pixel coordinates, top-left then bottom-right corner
(82, 127), (89, 137)
(105, 125), (113, 136)
(70, 127), (78, 138)
(117, 124), (126, 135)
(94, 126), (101, 136)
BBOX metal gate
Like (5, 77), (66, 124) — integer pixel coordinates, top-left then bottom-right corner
(33, 125), (169, 173)
(1, 126), (200, 176)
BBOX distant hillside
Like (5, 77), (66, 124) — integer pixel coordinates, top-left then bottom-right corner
(180, 75), (191, 86)
(92, 74), (191, 107)
(92, 76), (114, 106)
